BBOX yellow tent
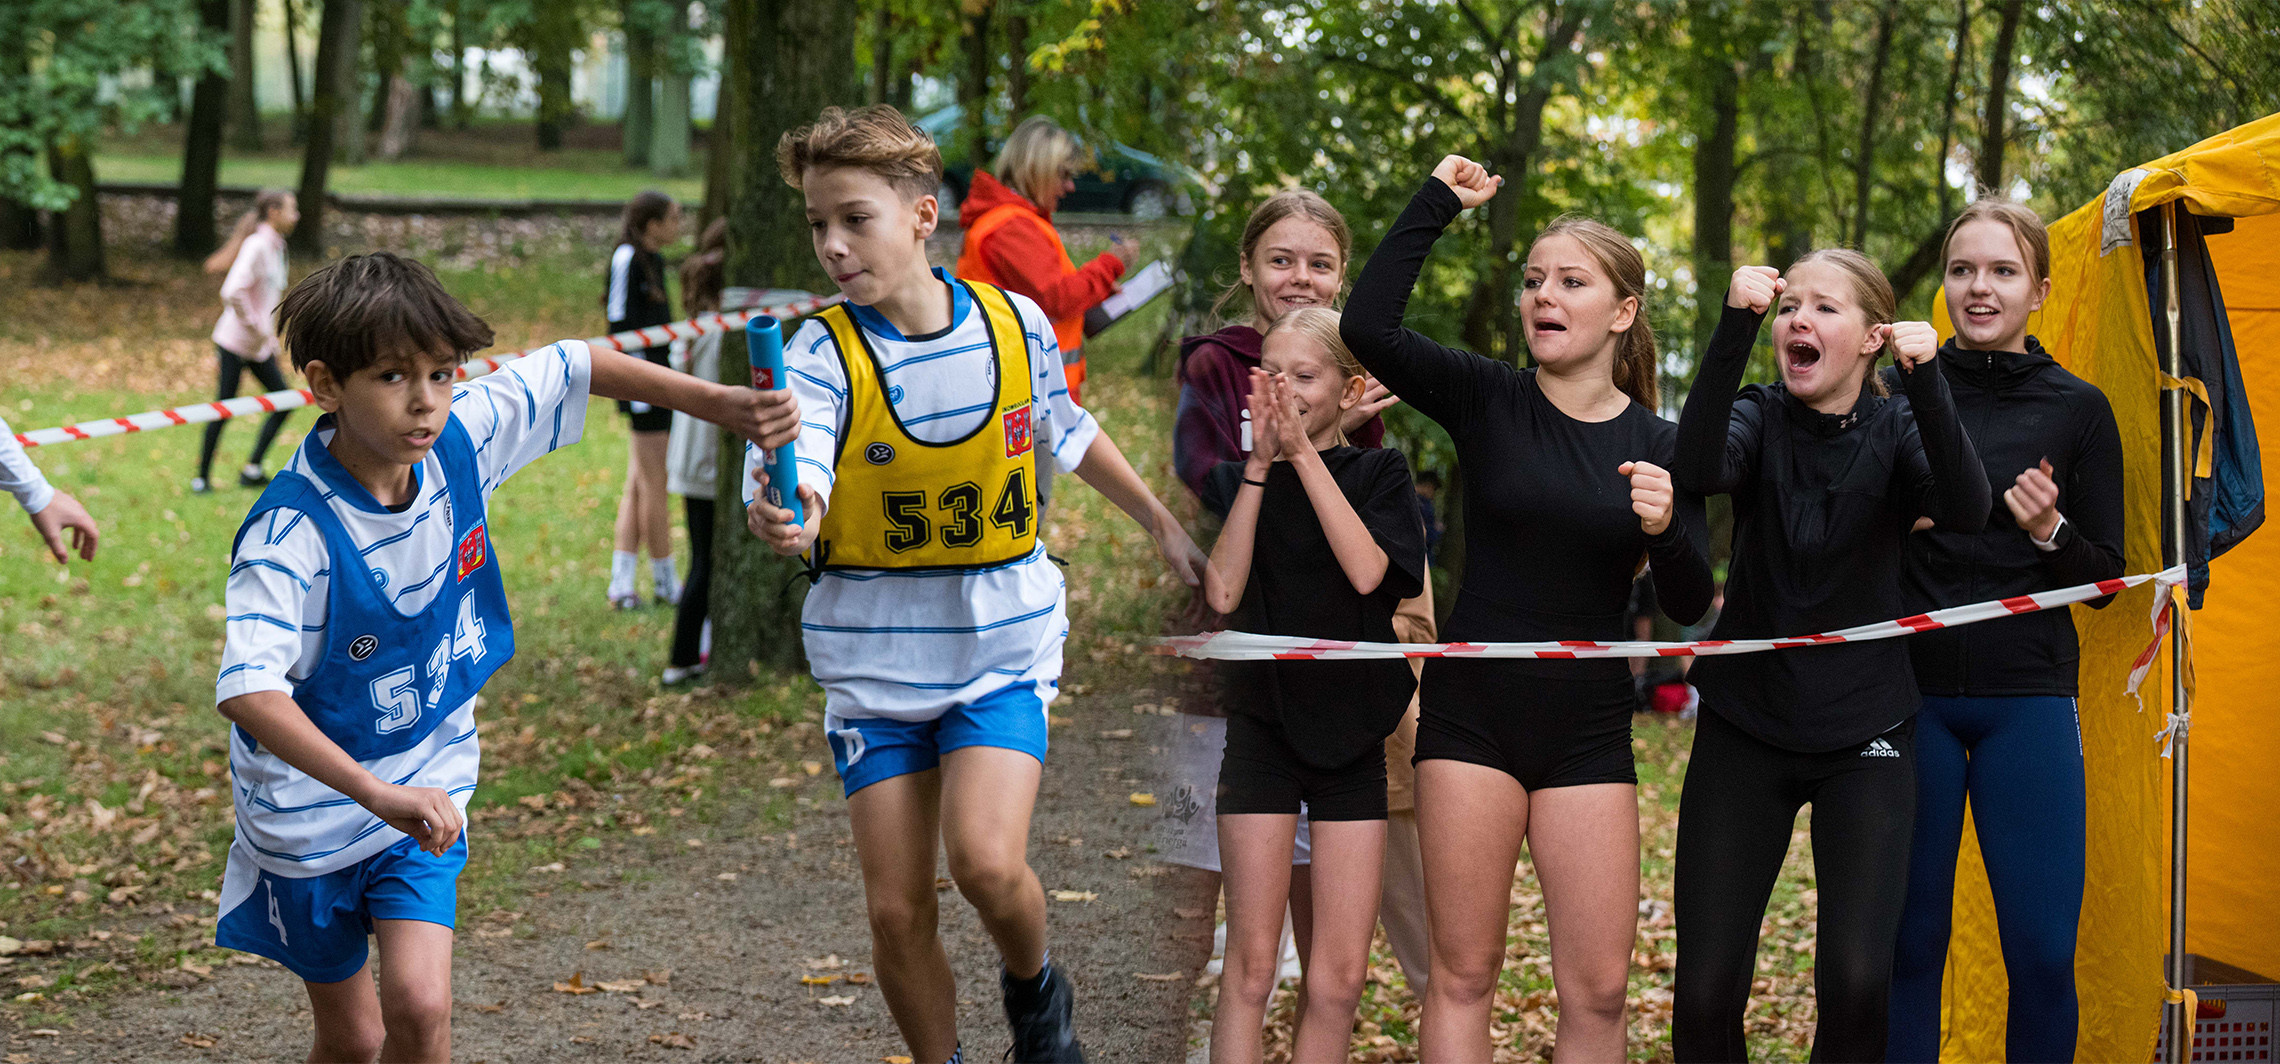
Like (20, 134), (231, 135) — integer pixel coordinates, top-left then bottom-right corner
(1930, 112), (2280, 1062)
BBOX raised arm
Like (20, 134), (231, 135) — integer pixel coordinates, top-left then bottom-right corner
(1339, 162), (1508, 433)
(1672, 299), (1772, 496)
(590, 343), (798, 450)
(1889, 324), (1992, 533)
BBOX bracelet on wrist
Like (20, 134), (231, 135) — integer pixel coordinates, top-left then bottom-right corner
(1241, 476), (1268, 488)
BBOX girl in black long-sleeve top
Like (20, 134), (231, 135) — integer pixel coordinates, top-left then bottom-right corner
(1340, 156), (1712, 1063)
(1669, 254), (1991, 1063)
(1885, 202), (2125, 1064)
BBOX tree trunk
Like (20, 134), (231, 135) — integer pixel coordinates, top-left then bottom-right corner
(330, 0), (366, 164)
(959, 2), (994, 168)
(697, 11), (737, 233)
(623, 0), (655, 168)
(867, 3), (893, 106)
(891, 55), (918, 111)
(534, 2), (577, 151)
(1, 19), (40, 249)
(378, 73), (421, 159)
(1690, 5), (1739, 355)
(228, 0), (261, 150)
(1886, 0), (1974, 304)
(296, 0), (359, 257)
(284, 0), (308, 145)
(1977, 0), (2025, 195)
(1763, 30), (1816, 272)
(177, 0), (233, 259)
(1005, 11), (1029, 117)
(45, 137), (104, 282)
(710, 0), (859, 680)
(653, 71), (691, 177)
(448, 0), (469, 128)
(1850, 0), (1901, 247)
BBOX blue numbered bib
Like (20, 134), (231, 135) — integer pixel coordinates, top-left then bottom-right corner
(230, 414), (515, 761)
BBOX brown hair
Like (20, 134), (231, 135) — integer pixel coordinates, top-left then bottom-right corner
(776, 104), (943, 202)
(1791, 247), (1898, 396)
(1940, 198), (2051, 283)
(679, 218), (729, 315)
(278, 252), (495, 379)
(203, 189), (294, 274)
(1211, 188), (1352, 325)
(1263, 307), (1364, 444)
(1531, 215), (1659, 409)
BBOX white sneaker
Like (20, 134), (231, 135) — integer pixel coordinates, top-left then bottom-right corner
(661, 663), (707, 685)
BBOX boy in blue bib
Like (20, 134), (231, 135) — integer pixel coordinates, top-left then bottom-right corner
(213, 252), (797, 1061)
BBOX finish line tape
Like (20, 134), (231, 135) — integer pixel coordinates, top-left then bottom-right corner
(13, 294), (845, 450)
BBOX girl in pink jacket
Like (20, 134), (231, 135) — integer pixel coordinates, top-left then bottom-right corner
(196, 190), (299, 492)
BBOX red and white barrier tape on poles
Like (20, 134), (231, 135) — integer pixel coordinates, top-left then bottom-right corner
(1163, 565), (2195, 751)
(12, 293), (846, 450)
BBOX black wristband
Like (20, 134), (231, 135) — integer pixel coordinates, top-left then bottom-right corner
(1242, 477), (1268, 488)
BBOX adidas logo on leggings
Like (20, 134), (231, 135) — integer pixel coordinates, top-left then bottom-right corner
(1860, 737), (1901, 758)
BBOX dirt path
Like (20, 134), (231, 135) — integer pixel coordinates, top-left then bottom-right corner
(11, 676), (1197, 1064)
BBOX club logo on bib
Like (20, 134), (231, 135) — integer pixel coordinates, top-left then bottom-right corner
(455, 523), (488, 582)
(865, 442), (896, 465)
(1003, 406), (1033, 458)
(349, 635), (379, 661)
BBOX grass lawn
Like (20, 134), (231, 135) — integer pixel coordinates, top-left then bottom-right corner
(96, 119), (705, 203)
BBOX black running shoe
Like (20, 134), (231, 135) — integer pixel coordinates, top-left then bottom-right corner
(1001, 962), (1086, 1063)
(238, 469), (270, 488)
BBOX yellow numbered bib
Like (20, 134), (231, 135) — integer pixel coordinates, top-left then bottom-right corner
(811, 280), (1040, 572)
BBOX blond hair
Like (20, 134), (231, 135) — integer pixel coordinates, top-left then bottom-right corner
(1792, 247), (1898, 396)
(993, 116), (1087, 207)
(1531, 215), (1659, 409)
(776, 105), (942, 202)
(1211, 188), (1352, 325)
(1941, 198), (2051, 283)
(1264, 306), (1365, 445)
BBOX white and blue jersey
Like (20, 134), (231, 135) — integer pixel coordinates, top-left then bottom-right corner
(742, 269), (1099, 725)
(214, 342), (589, 893)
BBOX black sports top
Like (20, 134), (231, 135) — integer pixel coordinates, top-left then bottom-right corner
(1674, 305), (1992, 751)
(1341, 177), (1713, 681)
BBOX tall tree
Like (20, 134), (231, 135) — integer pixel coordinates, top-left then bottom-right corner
(650, 0), (700, 178)
(1004, 7), (1029, 117)
(330, 0), (367, 163)
(283, 0), (308, 143)
(958, 1), (993, 165)
(867, 2), (893, 105)
(0, 19), (44, 250)
(1975, 0), (2024, 196)
(709, 0), (857, 678)
(528, 0), (579, 150)
(0, 0), (214, 279)
(622, 0), (656, 167)
(177, 0), (234, 258)
(227, 0), (262, 150)
(1688, 1), (1741, 353)
(295, 0), (361, 256)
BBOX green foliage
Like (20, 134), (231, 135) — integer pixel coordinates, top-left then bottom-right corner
(0, 0), (222, 210)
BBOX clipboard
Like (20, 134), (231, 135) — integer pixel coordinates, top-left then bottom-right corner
(1084, 260), (1174, 338)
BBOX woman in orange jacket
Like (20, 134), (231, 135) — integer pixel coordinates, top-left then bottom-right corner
(957, 115), (1132, 403)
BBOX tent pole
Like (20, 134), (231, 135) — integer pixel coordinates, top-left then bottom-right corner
(2160, 199), (2193, 1064)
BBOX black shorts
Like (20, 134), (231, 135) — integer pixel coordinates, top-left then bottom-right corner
(1413, 661), (1638, 791)
(616, 344), (674, 433)
(1216, 712), (1387, 821)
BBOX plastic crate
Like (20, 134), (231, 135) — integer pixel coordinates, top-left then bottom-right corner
(2157, 983), (2279, 1062)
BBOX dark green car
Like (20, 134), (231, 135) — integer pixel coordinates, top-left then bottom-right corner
(915, 104), (1201, 218)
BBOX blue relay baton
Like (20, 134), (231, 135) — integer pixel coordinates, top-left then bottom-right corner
(743, 315), (803, 527)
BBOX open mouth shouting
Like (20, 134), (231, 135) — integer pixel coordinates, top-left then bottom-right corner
(1532, 318), (1568, 336)
(1784, 338), (1824, 373)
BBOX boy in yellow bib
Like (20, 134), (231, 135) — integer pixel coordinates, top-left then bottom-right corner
(747, 106), (1203, 1064)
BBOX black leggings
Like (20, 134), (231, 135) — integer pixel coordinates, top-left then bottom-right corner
(1673, 708), (1916, 1063)
(668, 496), (715, 668)
(199, 344), (294, 481)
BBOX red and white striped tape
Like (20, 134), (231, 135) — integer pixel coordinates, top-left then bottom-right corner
(12, 294), (845, 450)
(1161, 565), (2185, 663)
(1164, 565), (2195, 751)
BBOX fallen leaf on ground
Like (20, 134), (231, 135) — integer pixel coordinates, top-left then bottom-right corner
(1134, 972), (1185, 982)
(179, 959), (213, 977)
(0, 937), (18, 956)
(473, 1000), (506, 1014)
(769, 777), (797, 788)
(552, 972), (598, 995)
(1128, 792), (1156, 806)
(1102, 847), (1132, 859)
(643, 968), (672, 985)
(632, 998), (664, 1010)
(529, 862), (565, 873)
(801, 954), (843, 970)
(1049, 890), (1098, 903)
(583, 939), (610, 950)
(800, 974), (840, 986)
(884, 1057), (915, 1063)
(649, 1031), (697, 1049)
(801, 760), (822, 775)
(845, 972), (872, 985)
(595, 979), (646, 993)
(715, 872), (737, 881)
(1098, 729), (1133, 739)
(178, 1034), (217, 1049)
(818, 994), (856, 1007)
